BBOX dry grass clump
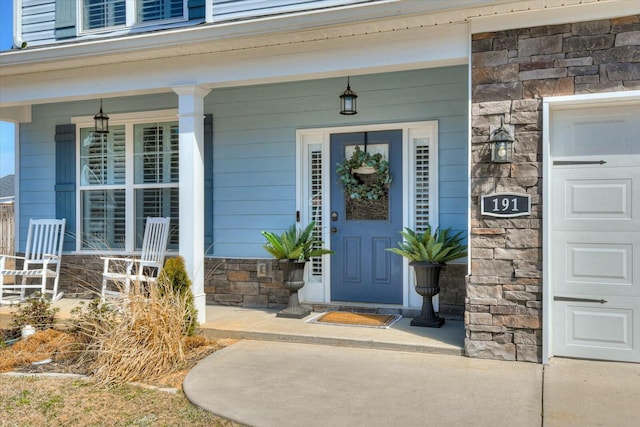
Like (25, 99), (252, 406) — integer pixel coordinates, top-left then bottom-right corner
(71, 279), (198, 386)
(0, 329), (78, 372)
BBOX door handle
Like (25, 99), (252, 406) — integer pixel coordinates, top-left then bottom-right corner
(331, 227), (338, 233)
(554, 296), (607, 304)
(553, 160), (606, 166)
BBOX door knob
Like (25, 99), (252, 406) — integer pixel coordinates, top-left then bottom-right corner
(331, 227), (338, 233)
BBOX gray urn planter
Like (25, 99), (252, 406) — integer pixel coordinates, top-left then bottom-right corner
(410, 261), (445, 328)
(276, 260), (311, 319)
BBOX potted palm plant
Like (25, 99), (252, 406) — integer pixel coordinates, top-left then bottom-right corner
(261, 222), (334, 318)
(387, 226), (467, 327)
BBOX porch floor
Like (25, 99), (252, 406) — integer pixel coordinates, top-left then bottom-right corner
(200, 305), (464, 355)
(1, 299), (465, 356)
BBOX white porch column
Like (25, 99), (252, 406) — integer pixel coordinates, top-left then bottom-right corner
(172, 84), (210, 324)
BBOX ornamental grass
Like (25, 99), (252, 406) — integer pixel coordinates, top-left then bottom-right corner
(71, 278), (193, 386)
(0, 329), (78, 372)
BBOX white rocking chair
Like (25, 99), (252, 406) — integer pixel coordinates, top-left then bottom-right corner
(0, 218), (66, 305)
(101, 217), (171, 302)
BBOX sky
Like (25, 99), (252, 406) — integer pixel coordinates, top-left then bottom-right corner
(0, 0), (15, 178)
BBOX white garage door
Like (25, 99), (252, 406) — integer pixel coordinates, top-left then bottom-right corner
(551, 103), (640, 363)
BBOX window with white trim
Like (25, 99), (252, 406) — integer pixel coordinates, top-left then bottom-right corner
(81, 0), (186, 32)
(79, 120), (179, 251)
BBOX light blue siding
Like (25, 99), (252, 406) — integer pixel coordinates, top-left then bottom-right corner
(20, 0), (204, 46)
(22, 0), (56, 45)
(18, 68), (468, 257)
(207, 66), (468, 257)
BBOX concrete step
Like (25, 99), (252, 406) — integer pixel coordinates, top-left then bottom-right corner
(200, 305), (465, 356)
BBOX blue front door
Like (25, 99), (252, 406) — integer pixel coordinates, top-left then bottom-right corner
(330, 130), (403, 304)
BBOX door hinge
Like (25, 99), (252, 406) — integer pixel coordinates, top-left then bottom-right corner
(296, 211), (300, 222)
(554, 296), (607, 304)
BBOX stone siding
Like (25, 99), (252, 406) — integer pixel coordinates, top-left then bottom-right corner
(468, 15), (640, 362)
(204, 258), (289, 308)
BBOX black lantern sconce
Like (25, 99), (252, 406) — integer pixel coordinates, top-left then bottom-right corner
(339, 77), (358, 115)
(94, 99), (110, 134)
(490, 118), (513, 163)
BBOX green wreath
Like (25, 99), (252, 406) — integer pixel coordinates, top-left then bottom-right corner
(336, 146), (392, 200)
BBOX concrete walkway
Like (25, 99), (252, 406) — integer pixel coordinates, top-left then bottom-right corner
(184, 340), (640, 427)
(4, 299), (640, 426)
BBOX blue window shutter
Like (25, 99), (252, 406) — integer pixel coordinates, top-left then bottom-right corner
(188, 0), (206, 21)
(55, 0), (77, 39)
(55, 124), (76, 251)
(204, 114), (213, 254)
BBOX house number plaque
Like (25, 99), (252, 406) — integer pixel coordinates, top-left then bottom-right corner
(481, 193), (531, 218)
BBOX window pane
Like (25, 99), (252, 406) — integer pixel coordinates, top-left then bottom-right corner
(81, 189), (126, 250)
(135, 188), (179, 250)
(134, 122), (179, 184)
(414, 139), (430, 232)
(138, 0), (184, 22)
(80, 126), (126, 186)
(83, 0), (126, 30)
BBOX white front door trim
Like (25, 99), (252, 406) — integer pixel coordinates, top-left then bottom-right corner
(296, 121), (439, 308)
(542, 90), (640, 364)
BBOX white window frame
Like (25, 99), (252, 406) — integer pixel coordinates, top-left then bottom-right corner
(72, 109), (179, 253)
(296, 121), (438, 307)
(78, 0), (188, 34)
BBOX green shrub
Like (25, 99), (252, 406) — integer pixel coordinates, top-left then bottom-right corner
(157, 256), (198, 336)
(11, 294), (60, 331)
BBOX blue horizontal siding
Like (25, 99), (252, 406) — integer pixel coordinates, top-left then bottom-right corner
(208, 66), (468, 257)
(21, 0), (55, 45)
(17, 68), (468, 257)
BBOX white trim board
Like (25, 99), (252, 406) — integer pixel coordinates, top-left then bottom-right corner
(296, 121), (439, 308)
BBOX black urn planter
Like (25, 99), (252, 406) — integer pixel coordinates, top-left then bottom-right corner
(276, 259), (311, 319)
(410, 261), (445, 328)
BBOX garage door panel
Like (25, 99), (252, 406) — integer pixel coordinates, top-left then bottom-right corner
(554, 298), (639, 362)
(552, 168), (639, 232)
(568, 243), (633, 285)
(566, 178), (631, 219)
(553, 234), (639, 296)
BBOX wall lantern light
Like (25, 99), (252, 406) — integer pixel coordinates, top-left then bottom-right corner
(339, 77), (358, 115)
(94, 99), (110, 134)
(490, 118), (513, 163)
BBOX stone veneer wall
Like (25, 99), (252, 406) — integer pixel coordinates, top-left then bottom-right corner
(205, 258), (290, 308)
(467, 15), (640, 362)
(55, 255), (466, 316)
(206, 259), (467, 317)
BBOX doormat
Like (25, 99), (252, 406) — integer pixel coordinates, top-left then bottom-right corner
(305, 311), (402, 329)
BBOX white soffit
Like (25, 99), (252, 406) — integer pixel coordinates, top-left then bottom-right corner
(0, 22), (469, 107)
